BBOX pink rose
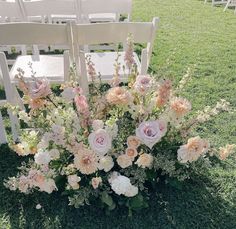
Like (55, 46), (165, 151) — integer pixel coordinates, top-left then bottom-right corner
(88, 129), (112, 156)
(134, 75), (152, 95)
(30, 79), (51, 99)
(136, 120), (167, 149)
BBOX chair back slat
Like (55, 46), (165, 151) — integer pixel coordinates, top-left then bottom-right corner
(19, 0), (79, 21)
(73, 19), (158, 45)
(80, 0), (132, 15)
(0, 0), (23, 21)
(0, 23), (70, 46)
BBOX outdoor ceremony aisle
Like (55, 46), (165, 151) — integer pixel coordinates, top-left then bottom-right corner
(0, 0), (236, 228)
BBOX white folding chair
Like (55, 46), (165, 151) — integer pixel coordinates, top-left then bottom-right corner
(224, 0), (236, 11)
(19, 0), (80, 24)
(0, 0), (26, 64)
(0, 52), (23, 143)
(71, 17), (159, 94)
(209, 0), (228, 6)
(0, 22), (72, 84)
(79, 0), (132, 23)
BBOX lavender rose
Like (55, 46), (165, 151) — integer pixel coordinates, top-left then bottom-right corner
(30, 79), (51, 99)
(88, 129), (112, 156)
(136, 120), (167, 149)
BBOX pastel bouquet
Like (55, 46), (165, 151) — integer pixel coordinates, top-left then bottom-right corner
(4, 36), (235, 212)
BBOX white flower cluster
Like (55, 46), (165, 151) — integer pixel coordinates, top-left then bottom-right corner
(108, 172), (138, 197)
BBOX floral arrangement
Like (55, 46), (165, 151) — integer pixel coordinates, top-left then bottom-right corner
(4, 35), (235, 212)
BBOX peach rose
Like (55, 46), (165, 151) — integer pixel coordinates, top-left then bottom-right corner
(170, 97), (191, 117)
(106, 87), (133, 105)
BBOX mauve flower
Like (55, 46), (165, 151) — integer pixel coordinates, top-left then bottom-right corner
(74, 95), (89, 114)
(106, 87), (133, 106)
(136, 120), (167, 149)
(88, 129), (112, 156)
(156, 79), (172, 107)
(30, 79), (51, 99)
(134, 75), (153, 95)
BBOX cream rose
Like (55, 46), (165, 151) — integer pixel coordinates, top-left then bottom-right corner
(135, 153), (154, 169)
(117, 154), (132, 168)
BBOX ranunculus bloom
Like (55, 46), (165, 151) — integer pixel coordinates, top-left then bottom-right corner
(30, 79), (51, 99)
(106, 87), (133, 105)
(136, 120), (167, 149)
(134, 75), (153, 95)
(74, 148), (98, 175)
(135, 153), (153, 168)
(88, 129), (112, 156)
(127, 136), (141, 149)
(117, 154), (132, 168)
(125, 147), (138, 161)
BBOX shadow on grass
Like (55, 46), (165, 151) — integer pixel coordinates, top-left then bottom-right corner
(1, 145), (236, 229)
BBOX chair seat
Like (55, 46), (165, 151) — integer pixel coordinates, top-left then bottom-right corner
(10, 55), (65, 83)
(88, 13), (117, 22)
(86, 51), (141, 82)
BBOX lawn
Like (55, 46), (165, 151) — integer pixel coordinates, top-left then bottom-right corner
(1, 0), (236, 228)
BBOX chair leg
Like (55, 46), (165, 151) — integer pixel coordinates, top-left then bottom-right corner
(0, 111), (7, 144)
(8, 109), (19, 142)
(224, 0), (230, 11)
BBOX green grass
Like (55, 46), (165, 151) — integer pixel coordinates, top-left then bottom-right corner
(1, 0), (236, 228)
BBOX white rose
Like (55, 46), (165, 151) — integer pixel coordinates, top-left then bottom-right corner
(34, 151), (51, 165)
(109, 174), (131, 195)
(98, 156), (114, 172)
(92, 120), (104, 131)
(88, 129), (112, 156)
(136, 120), (167, 149)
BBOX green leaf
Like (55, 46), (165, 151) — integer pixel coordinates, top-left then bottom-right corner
(101, 192), (113, 207)
(129, 194), (145, 209)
